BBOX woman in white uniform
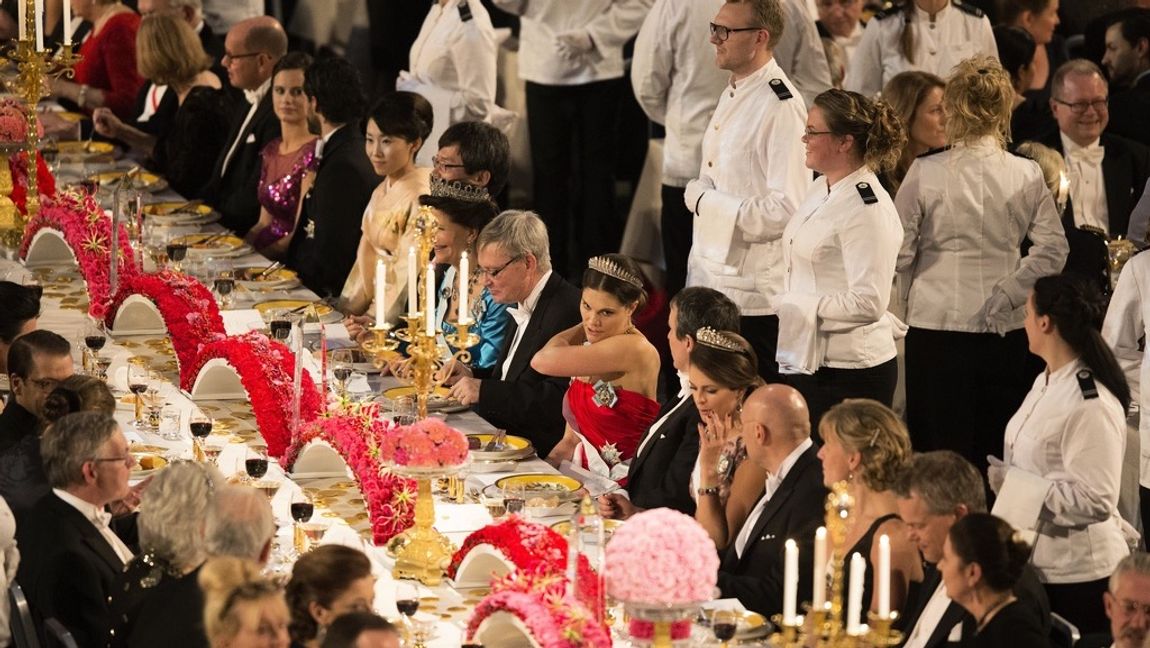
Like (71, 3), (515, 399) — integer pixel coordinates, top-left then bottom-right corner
(998, 273), (1132, 635)
(845, 0), (996, 99)
(775, 88), (906, 431)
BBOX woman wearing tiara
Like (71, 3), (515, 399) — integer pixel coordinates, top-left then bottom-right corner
(532, 254), (661, 482)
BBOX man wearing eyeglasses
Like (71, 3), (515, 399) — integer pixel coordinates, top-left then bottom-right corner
(16, 412), (135, 648)
(1093, 553), (1150, 648)
(684, 0), (810, 383)
(0, 330), (73, 513)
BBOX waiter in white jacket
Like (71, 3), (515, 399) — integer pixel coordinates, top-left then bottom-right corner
(685, 0), (810, 382)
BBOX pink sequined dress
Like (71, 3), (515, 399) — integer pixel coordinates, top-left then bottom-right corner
(253, 137), (319, 249)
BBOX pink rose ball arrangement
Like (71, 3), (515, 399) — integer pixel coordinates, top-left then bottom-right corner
(379, 418), (469, 468)
(0, 99), (35, 142)
(605, 508), (718, 605)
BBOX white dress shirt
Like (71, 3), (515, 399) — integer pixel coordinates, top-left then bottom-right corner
(53, 488), (134, 564)
(894, 138), (1069, 333)
(734, 438), (813, 558)
(777, 167), (902, 373)
(630, 0), (727, 187)
(499, 270), (552, 380)
(493, 0), (652, 86)
(835, 22), (865, 67)
(1102, 252), (1150, 488)
(1061, 133), (1110, 233)
(773, 0), (834, 107)
(902, 581), (956, 648)
(845, 1), (996, 99)
(634, 371), (691, 461)
(1003, 360), (1131, 583)
(220, 78), (271, 177)
(687, 58), (810, 316)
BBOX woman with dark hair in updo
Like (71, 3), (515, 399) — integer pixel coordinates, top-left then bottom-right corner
(938, 514), (1046, 647)
(42, 375), (115, 423)
(286, 545), (375, 648)
(532, 253), (661, 482)
(776, 88), (907, 431)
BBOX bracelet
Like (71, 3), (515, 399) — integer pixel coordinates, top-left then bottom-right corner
(697, 486), (720, 497)
(76, 84), (89, 109)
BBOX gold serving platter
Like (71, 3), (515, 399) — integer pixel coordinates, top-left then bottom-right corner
(57, 140), (114, 155)
(495, 473), (582, 493)
(254, 299), (335, 318)
(172, 233), (245, 253)
(90, 170), (165, 191)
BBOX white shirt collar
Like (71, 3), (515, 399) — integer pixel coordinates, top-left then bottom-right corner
(243, 77), (271, 108)
(766, 437), (813, 491)
(518, 270), (552, 314)
(913, 1), (950, 21)
(729, 56), (780, 89)
(676, 371), (691, 399)
(1061, 132), (1102, 154)
(53, 488), (109, 526)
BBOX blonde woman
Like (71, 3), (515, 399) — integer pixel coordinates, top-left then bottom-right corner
(199, 557), (290, 648)
(895, 56), (1068, 476)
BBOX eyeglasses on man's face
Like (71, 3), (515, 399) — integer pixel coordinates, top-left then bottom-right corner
(1053, 97), (1109, 114)
(709, 22), (763, 43)
(478, 255), (523, 279)
(432, 155), (467, 173)
(223, 51), (262, 65)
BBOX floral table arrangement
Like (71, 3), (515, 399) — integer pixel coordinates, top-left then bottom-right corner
(465, 571), (611, 648)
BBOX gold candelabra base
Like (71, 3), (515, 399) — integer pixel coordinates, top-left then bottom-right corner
(392, 476), (457, 586)
(361, 324), (399, 369)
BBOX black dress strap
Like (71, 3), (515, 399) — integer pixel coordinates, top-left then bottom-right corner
(841, 513), (902, 613)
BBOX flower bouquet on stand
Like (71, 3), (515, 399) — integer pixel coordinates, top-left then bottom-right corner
(465, 571), (611, 648)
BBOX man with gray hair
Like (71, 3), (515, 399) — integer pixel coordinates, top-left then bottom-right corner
(15, 412), (134, 646)
(205, 484), (276, 565)
(1098, 552), (1150, 648)
(895, 451), (1049, 648)
(444, 210), (580, 456)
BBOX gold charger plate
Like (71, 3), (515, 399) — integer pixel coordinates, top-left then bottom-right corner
(57, 140), (114, 155)
(234, 266), (299, 287)
(253, 300), (336, 319)
(382, 385), (450, 400)
(467, 433), (534, 461)
(91, 170), (165, 191)
(495, 473), (582, 493)
(551, 518), (624, 537)
(173, 233), (245, 253)
(144, 201), (213, 217)
(57, 111), (86, 123)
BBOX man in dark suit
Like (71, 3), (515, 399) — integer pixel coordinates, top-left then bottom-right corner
(444, 210), (580, 457)
(717, 384), (826, 617)
(894, 451), (1049, 648)
(1104, 11), (1150, 148)
(202, 16), (286, 236)
(598, 286), (741, 518)
(287, 56), (377, 300)
(16, 412), (135, 647)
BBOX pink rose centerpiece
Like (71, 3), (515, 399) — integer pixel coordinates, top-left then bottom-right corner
(605, 508), (719, 646)
(379, 418), (469, 472)
(466, 572), (611, 648)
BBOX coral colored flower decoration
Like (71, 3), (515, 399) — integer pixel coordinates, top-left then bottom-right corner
(466, 571), (611, 648)
(605, 508), (718, 605)
(0, 98), (40, 142)
(186, 331), (324, 459)
(283, 403), (417, 544)
(378, 417), (469, 469)
(9, 150), (56, 214)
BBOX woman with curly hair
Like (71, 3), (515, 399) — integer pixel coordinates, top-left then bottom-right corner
(285, 545), (375, 648)
(818, 398), (920, 615)
(199, 557), (289, 648)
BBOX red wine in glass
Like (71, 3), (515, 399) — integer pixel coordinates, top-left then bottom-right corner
(290, 502), (314, 523)
(165, 243), (188, 263)
(84, 335), (106, 351)
(128, 382), (148, 395)
(245, 458), (269, 480)
(214, 277), (235, 296)
(189, 420), (213, 438)
(332, 367), (352, 382)
(713, 622), (737, 641)
(396, 599), (419, 617)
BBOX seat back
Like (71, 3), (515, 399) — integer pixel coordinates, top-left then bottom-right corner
(1050, 611), (1081, 648)
(7, 581), (40, 648)
(42, 619), (78, 648)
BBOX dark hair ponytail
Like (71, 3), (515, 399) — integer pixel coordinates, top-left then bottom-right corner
(1033, 274), (1131, 410)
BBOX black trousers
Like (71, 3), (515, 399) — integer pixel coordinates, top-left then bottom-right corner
(904, 327), (1042, 477)
(740, 314), (781, 384)
(661, 183), (692, 298)
(525, 79), (623, 277)
(1142, 486), (1150, 549)
(1044, 578), (1110, 635)
(786, 358), (899, 439)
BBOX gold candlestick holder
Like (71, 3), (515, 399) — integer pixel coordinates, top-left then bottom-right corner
(390, 463), (465, 586)
(361, 322), (399, 369)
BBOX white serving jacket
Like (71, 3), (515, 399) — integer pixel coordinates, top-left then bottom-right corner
(1102, 251), (1150, 489)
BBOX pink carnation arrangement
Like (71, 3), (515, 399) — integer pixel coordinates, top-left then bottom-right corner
(378, 418), (469, 469)
(466, 572), (611, 648)
(0, 98), (37, 142)
(605, 508), (718, 605)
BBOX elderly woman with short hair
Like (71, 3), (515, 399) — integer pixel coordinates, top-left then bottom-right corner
(107, 461), (224, 648)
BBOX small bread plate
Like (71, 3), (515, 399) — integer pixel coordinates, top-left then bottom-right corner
(253, 299), (342, 324)
(131, 453), (168, 478)
(466, 433), (534, 462)
(551, 518), (624, 540)
(172, 233), (250, 258)
(90, 170), (166, 192)
(483, 477), (583, 517)
(143, 201), (218, 226)
(233, 265), (300, 290)
(57, 140), (115, 158)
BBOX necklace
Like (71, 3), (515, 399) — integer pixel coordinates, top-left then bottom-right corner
(976, 593), (1014, 630)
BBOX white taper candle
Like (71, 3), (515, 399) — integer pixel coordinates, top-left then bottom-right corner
(424, 262), (435, 337)
(407, 246), (417, 317)
(374, 258), (386, 328)
(878, 534), (891, 619)
(458, 251), (469, 323)
(813, 526), (827, 609)
(783, 539), (798, 625)
(61, 0), (71, 45)
(847, 552), (865, 635)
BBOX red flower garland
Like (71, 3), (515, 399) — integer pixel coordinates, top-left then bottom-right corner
(104, 268), (226, 385)
(186, 331), (324, 459)
(9, 150), (56, 214)
(448, 516), (601, 611)
(283, 403), (418, 544)
(19, 190), (137, 318)
(466, 572), (611, 648)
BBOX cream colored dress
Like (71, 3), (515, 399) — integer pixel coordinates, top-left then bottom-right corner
(340, 167), (433, 319)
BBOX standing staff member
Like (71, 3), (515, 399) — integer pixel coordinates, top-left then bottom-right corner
(776, 89), (906, 431)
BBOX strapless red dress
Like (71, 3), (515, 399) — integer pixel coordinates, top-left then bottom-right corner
(563, 379), (660, 482)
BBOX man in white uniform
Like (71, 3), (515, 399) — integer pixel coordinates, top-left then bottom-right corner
(684, 0), (809, 382)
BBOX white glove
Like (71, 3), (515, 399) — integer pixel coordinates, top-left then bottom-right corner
(556, 30), (595, 60)
(982, 289), (1015, 336)
(987, 455), (1006, 494)
(684, 176), (715, 214)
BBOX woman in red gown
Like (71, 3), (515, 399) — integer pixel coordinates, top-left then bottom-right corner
(531, 254), (661, 483)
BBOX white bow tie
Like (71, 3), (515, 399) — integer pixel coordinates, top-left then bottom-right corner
(1068, 145), (1105, 167)
(93, 509), (112, 528)
(243, 88), (262, 106)
(507, 306), (531, 328)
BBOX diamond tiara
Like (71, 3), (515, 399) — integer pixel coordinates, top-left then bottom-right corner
(429, 175), (491, 204)
(587, 256), (643, 288)
(695, 327), (743, 353)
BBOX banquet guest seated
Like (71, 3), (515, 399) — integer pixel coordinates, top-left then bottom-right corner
(0, 497), (15, 648)
(287, 56), (377, 300)
(131, 0), (228, 139)
(776, 88), (906, 428)
(599, 287), (742, 519)
(204, 484), (276, 565)
(0, 281), (39, 378)
(716, 384), (826, 617)
(339, 92), (434, 318)
(286, 545), (376, 648)
(244, 52), (318, 259)
(879, 71), (945, 194)
(107, 462), (223, 648)
(532, 254), (661, 482)
(1040, 60), (1150, 243)
(1094, 553), (1150, 648)
(690, 330), (766, 547)
(91, 13), (231, 199)
(320, 613), (400, 648)
(999, 0), (1068, 130)
(202, 16), (287, 236)
(0, 330), (73, 513)
(1103, 11), (1150, 148)
(896, 57), (1068, 475)
(844, 0), (996, 100)
(50, 0), (144, 121)
(994, 26), (1053, 144)
(993, 273), (1133, 634)
(16, 412), (135, 647)
(441, 210), (581, 457)
(894, 451), (1049, 647)
(937, 514), (1048, 647)
(199, 557), (290, 648)
(818, 399), (920, 615)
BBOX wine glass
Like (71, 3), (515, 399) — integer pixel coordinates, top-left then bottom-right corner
(503, 483), (525, 516)
(268, 309), (292, 342)
(41, 137), (59, 175)
(245, 447), (269, 482)
(213, 271), (235, 310)
(82, 319), (106, 374)
(712, 609), (738, 648)
(331, 349), (354, 398)
(189, 412), (212, 460)
(165, 237), (188, 272)
(127, 359), (149, 429)
(290, 495), (315, 556)
(395, 581), (419, 639)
